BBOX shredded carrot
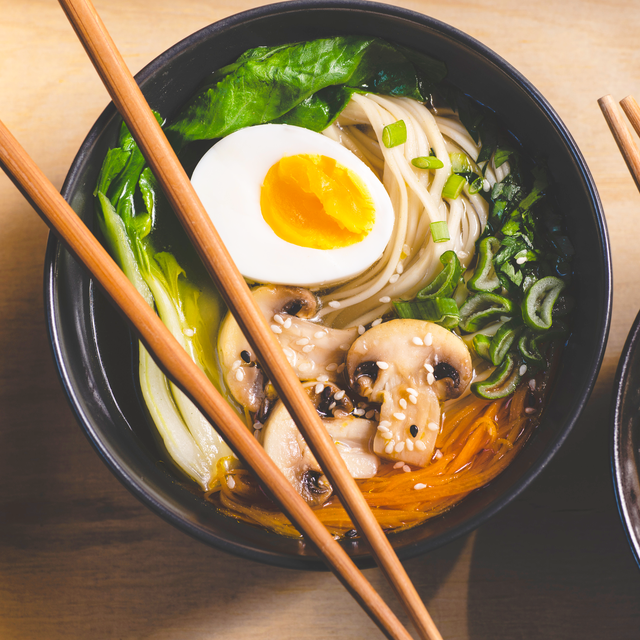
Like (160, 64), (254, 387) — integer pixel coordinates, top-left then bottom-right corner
(206, 378), (546, 538)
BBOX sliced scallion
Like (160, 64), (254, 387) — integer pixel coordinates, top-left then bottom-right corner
(393, 297), (459, 329)
(430, 221), (450, 243)
(411, 156), (444, 170)
(442, 173), (466, 199)
(382, 120), (407, 148)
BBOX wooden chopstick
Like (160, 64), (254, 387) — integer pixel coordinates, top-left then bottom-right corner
(598, 95), (640, 191)
(57, 2), (442, 639)
(0, 117), (416, 640)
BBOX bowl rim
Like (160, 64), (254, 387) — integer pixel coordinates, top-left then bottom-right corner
(611, 309), (640, 570)
(44, 0), (612, 569)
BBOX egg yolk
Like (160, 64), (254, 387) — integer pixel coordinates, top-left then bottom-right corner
(260, 154), (375, 250)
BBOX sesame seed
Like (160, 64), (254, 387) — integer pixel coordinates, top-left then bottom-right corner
(328, 300), (341, 308)
(326, 363), (338, 372)
(273, 314), (284, 325)
(378, 420), (391, 428)
(240, 350), (251, 363)
(337, 363), (346, 373)
(329, 402), (336, 410)
(314, 331), (326, 339)
(393, 412), (406, 420)
(415, 441), (427, 451)
(254, 430), (261, 439)
(283, 347), (295, 360)
(235, 369), (245, 382)
(334, 390), (345, 400)
(227, 476), (236, 489)
(396, 262), (404, 274)
(231, 359), (242, 370)
(399, 398), (407, 410)
(414, 483), (427, 490)
(340, 344), (350, 351)
(271, 324), (282, 334)
(183, 328), (194, 337)
(425, 363), (434, 373)
(412, 337), (424, 346)
(378, 425), (391, 433)
(379, 296), (391, 304)
(365, 410), (375, 419)
(371, 319), (382, 327)
(377, 361), (389, 370)
(283, 317), (292, 329)
(410, 424), (419, 437)
(358, 325), (366, 335)
(385, 441), (395, 454)
(406, 388), (418, 396)
(529, 379), (537, 391)
(389, 274), (399, 284)
(393, 461), (404, 469)
(296, 338), (309, 346)
(253, 422), (262, 430)
(406, 439), (414, 451)
(427, 422), (439, 432)
(354, 408), (365, 416)
(403, 465), (411, 472)
(408, 395), (417, 404)
(358, 402), (368, 409)
(395, 441), (405, 453)
(525, 407), (536, 414)
(314, 383), (324, 394)
(516, 257), (527, 265)
(424, 333), (433, 346)
(382, 431), (393, 440)
(317, 374), (329, 382)
(427, 372), (435, 385)
(519, 364), (528, 376)
(483, 179), (490, 192)
(302, 344), (315, 353)
(434, 449), (443, 459)
(403, 244), (411, 255)
(299, 362), (311, 372)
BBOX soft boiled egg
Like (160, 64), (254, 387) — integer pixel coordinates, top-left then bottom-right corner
(191, 124), (394, 287)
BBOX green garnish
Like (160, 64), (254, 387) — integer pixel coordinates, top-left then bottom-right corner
(416, 250), (462, 299)
(411, 156), (444, 170)
(382, 120), (407, 148)
(471, 353), (523, 399)
(393, 297), (460, 329)
(459, 292), (513, 333)
(442, 173), (466, 199)
(430, 221), (450, 243)
(521, 276), (565, 331)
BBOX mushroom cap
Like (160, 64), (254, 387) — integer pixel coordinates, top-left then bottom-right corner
(347, 319), (472, 402)
(346, 319), (472, 467)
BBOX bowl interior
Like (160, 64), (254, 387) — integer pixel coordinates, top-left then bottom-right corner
(45, 0), (610, 570)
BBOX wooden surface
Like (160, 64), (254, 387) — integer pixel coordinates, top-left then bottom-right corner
(1, 1), (640, 638)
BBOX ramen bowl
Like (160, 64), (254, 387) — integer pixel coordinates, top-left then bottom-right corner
(45, 0), (611, 569)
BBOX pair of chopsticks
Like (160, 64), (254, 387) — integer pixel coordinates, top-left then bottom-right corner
(599, 95), (640, 191)
(0, 0), (443, 639)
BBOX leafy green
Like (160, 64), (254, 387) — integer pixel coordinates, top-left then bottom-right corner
(166, 36), (446, 145)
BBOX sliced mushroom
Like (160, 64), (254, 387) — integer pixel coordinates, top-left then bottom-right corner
(261, 399), (379, 506)
(346, 319), (472, 467)
(218, 285), (358, 410)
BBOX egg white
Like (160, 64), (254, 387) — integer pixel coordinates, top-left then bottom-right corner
(190, 123), (394, 288)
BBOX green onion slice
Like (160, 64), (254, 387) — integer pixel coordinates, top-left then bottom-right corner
(442, 173), (466, 199)
(417, 250), (462, 300)
(472, 334), (492, 361)
(489, 319), (524, 366)
(393, 297), (459, 329)
(430, 221), (450, 243)
(471, 353), (523, 400)
(521, 276), (566, 331)
(517, 331), (546, 368)
(411, 156), (444, 170)
(459, 292), (513, 333)
(382, 120), (407, 148)
(468, 236), (501, 292)
(450, 152), (473, 174)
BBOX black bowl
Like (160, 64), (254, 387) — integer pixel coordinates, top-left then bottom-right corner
(45, 0), (611, 570)
(611, 310), (640, 569)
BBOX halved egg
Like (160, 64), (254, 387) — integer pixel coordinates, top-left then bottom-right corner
(191, 124), (394, 287)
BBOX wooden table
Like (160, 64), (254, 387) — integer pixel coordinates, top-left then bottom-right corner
(2, 1), (639, 638)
